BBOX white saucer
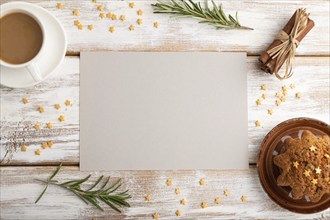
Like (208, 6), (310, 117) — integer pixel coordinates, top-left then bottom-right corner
(0, 2), (67, 88)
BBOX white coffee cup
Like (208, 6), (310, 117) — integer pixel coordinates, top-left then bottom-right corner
(0, 8), (45, 82)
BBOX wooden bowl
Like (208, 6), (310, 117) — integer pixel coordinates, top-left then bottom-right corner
(257, 117), (330, 214)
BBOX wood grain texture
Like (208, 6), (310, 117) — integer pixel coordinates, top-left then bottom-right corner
(1, 166), (329, 219)
(1, 0), (329, 55)
(1, 56), (329, 165)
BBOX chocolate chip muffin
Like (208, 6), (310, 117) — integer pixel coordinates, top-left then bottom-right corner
(273, 130), (330, 202)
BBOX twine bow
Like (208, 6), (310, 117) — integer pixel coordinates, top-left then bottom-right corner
(267, 9), (309, 80)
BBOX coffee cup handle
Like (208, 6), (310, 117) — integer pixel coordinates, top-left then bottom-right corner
(27, 62), (42, 82)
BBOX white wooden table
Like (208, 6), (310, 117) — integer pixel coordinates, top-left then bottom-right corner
(1, 1), (329, 219)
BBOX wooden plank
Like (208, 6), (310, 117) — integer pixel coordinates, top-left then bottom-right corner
(1, 0), (329, 55)
(1, 166), (329, 219)
(1, 56), (329, 165)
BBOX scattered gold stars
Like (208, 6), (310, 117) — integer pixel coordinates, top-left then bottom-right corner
(175, 188), (180, 195)
(275, 99), (281, 106)
(55, 104), (61, 110)
(22, 98), (29, 104)
(223, 189), (230, 196)
(74, 20), (81, 26)
(256, 99), (262, 106)
(136, 18), (143, 25)
(152, 212), (160, 219)
(214, 197), (221, 204)
(47, 141), (54, 148)
(129, 2), (135, 8)
(255, 120), (261, 127)
(88, 25), (94, 30)
(38, 106), (45, 113)
(280, 96), (286, 102)
(73, 9), (80, 16)
(58, 115), (65, 122)
(56, 3), (63, 9)
(46, 122), (53, 129)
(282, 90), (288, 96)
(275, 91), (282, 98)
(99, 13), (105, 19)
(119, 15), (126, 21)
(325, 154), (330, 159)
(166, 179), (172, 186)
(311, 178), (318, 185)
(241, 195), (247, 203)
(281, 85), (287, 92)
(261, 94), (267, 99)
(78, 24), (83, 30)
(34, 123), (41, 130)
(21, 145), (27, 152)
(97, 5), (104, 11)
(199, 178), (206, 185)
(309, 145), (317, 152)
(106, 12), (112, 18)
(267, 109), (273, 115)
(175, 210), (182, 216)
(137, 9), (143, 15)
(35, 149), (41, 155)
(201, 202), (208, 209)
(129, 25), (135, 31)
(153, 21), (159, 28)
(303, 169), (310, 177)
(92, 0), (97, 3)
(295, 92), (301, 99)
(111, 14), (117, 20)
(65, 99), (71, 106)
(180, 198), (187, 205)
(315, 167), (322, 175)
(293, 161), (299, 168)
(145, 195), (152, 201)
(261, 84), (267, 90)
(290, 83), (296, 89)
(41, 142), (48, 149)
(109, 26), (115, 33)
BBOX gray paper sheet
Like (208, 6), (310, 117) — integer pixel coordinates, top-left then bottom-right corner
(80, 52), (248, 170)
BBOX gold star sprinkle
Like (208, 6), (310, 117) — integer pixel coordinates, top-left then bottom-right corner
(201, 202), (208, 209)
(152, 212), (160, 219)
(97, 5), (104, 11)
(74, 20), (80, 26)
(145, 195), (151, 201)
(199, 178), (206, 185)
(92, 0), (97, 3)
(256, 99), (262, 106)
(73, 9), (79, 16)
(137, 9), (143, 15)
(99, 13), (105, 19)
(281, 85), (287, 91)
(280, 96), (286, 102)
(41, 142), (48, 149)
(55, 104), (61, 110)
(88, 25), (94, 30)
(47, 141), (54, 148)
(78, 24), (83, 30)
(303, 169), (310, 177)
(325, 154), (330, 159)
(293, 161), (299, 168)
(21, 145), (27, 152)
(22, 98), (29, 104)
(214, 197), (221, 204)
(129, 2), (135, 8)
(275, 91), (282, 98)
(309, 145), (317, 152)
(275, 99), (281, 106)
(290, 83), (296, 89)
(109, 26), (115, 33)
(38, 106), (45, 113)
(35, 149), (41, 155)
(34, 124), (41, 130)
(282, 90), (288, 96)
(153, 21), (159, 28)
(136, 18), (143, 25)
(224, 189), (230, 196)
(261, 84), (267, 90)
(180, 198), (187, 205)
(106, 13), (112, 18)
(56, 3), (63, 9)
(175, 210), (182, 216)
(295, 92), (301, 99)
(46, 122), (52, 129)
(255, 120), (261, 127)
(241, 195), (247, 203)
(65, 99), (71, 106)
(315, 167), (322, 175)
(111, 14), (117, 20)
(58, 115), (65, 122)
(311, 178), (318, 185)
(268, 109), (273, 115)
(129, 25), (135, 31)
(175, 188), (180, 195)
(261, 94), (267, 99)
(119, 15), (126, 21)
(166, 179), (172, 186)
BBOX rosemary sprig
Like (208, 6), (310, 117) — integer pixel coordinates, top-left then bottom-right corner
(35, 163), (131, 212)
(152, 0), (253, 30)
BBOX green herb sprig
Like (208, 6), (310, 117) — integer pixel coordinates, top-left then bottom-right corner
(152, 0), (253, 30)
(35, 163), (131, 212)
